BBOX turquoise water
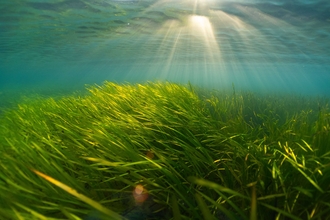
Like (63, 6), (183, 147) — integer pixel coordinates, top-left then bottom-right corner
(1, 0), (330, 98)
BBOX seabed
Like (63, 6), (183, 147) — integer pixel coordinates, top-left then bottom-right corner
(0, 81), (329, 219)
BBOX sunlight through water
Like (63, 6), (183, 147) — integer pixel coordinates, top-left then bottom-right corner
(0, 0), (329, 95)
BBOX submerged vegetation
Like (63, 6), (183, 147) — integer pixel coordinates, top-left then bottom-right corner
(0, 81), (329, 219)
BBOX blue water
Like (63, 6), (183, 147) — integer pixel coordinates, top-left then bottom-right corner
(1, 0), (330, 99)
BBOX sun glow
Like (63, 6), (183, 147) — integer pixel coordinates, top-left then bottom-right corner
(191, 15), (208, 28)
(107, 0), (304, 91)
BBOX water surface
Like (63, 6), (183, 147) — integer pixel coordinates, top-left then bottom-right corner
(1, 0), (330, 98)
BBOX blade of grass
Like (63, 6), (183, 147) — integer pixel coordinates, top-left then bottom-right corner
(32, 169), (124, 220)
(171, 194), (181, 220)
(195, 193), (216, 220)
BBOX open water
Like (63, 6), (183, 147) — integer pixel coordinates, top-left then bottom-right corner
(1, 0), (330, 101)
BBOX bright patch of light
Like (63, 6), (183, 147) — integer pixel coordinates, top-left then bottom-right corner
(191, 15), (208, 28)
(134, 184), (144, 195)
(133, 184), (148, 204)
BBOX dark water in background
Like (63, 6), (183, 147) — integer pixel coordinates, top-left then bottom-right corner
(1, 0), (330, 102)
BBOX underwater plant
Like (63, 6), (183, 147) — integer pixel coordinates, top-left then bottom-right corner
(0, 81), (329, 219)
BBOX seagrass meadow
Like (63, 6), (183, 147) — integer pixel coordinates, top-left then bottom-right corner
(0, 81), (330, 220)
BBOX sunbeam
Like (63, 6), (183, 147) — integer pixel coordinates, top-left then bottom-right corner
(2, 0), (326, 94)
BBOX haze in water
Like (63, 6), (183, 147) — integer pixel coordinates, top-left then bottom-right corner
(0, 0), (330, 96)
